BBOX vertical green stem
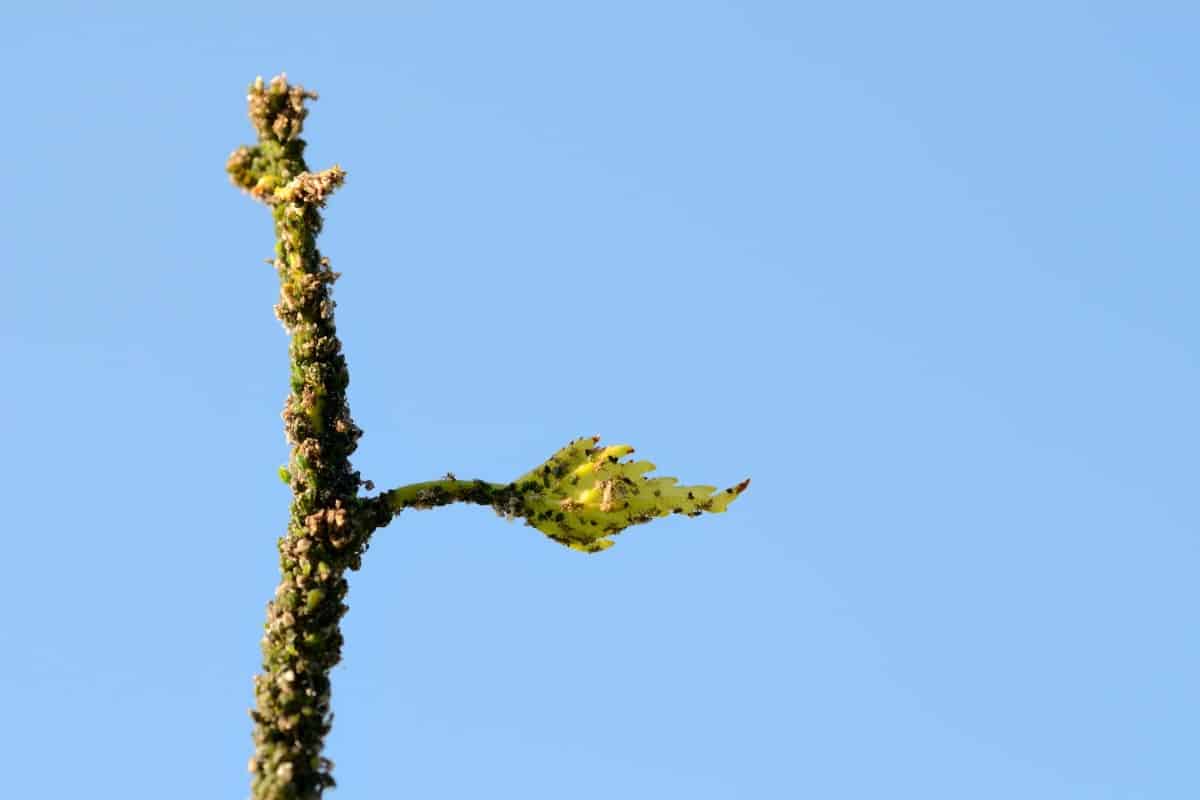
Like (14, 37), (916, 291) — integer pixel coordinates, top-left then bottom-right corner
(229, 75), (366, 800)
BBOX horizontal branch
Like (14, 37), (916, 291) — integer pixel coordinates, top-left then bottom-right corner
(358, 478), (523, 534)
(354, 436), (748, 553)
(382, 478), (511, 511)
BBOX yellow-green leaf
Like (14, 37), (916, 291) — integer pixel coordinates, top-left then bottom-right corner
(513, 436), (749, 553)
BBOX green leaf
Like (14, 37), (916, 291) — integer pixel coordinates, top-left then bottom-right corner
(513, 436), (749, 553)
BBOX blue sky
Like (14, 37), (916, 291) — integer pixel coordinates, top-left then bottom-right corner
(2, 3), (1197, 798)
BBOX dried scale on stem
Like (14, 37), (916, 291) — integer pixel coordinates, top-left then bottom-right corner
(228, 74), (748, 800)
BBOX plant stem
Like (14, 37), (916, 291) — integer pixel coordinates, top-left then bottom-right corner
(230, 75), (366, 800)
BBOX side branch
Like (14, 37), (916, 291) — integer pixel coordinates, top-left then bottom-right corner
(358, 436), (749, 553)
(359, 478), (521, 533)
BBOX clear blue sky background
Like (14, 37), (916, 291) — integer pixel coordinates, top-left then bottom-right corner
(1, 3), (1196, 798)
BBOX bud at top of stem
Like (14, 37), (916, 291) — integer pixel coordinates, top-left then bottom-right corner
(248, 73), (318, 144)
